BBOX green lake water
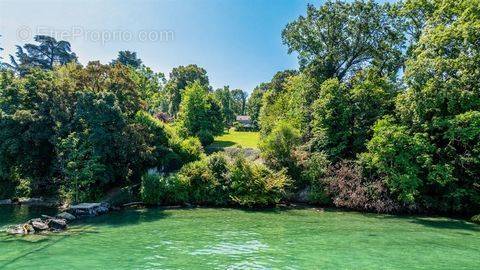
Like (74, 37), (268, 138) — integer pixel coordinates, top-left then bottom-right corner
(1, 206), (479, 269)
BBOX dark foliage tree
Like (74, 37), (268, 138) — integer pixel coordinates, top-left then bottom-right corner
(9, 35), (77, 75)
(111, 50), (143, 68)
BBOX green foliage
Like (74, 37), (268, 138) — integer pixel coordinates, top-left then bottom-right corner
(196, 129), (214, 147)
(141, 172), (188, 205)
(282, 0), (405, 80)
(360, 117), (434, 204)
(133, 111), (187, 172)
(360, 0), (480, 212)
(166, 64), (209, 116)
(0, 63), (201, 202)
(259, 73), (315, 137)
(178, 159), (224, 205)
(177, 137), (205, 164)
(231, 89), (247, 115)
(111, 50), (142, 68)
(311, 78), (352, 158)
(229, 156), (290, 207)
(131, 66), (167, 114)
(214, 86), (236, 125)
(299, 151), (330, 190)
(141, 152), (289, 207)
(246, 84), (267, 129)
(260, 121), (301, 179)
(311, 71), (397, 159)
(56, 132), (107, 202)
(472, 215), (480, 225)
(177, 81), (225, 137)
(9, 35), (77, 75)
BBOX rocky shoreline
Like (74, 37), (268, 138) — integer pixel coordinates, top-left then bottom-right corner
(5, 202), (111, 235)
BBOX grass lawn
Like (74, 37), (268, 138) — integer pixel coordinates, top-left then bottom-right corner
(209, 129), (260, 149)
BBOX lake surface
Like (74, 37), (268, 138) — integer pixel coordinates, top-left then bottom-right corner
(1, 206), (479, 269)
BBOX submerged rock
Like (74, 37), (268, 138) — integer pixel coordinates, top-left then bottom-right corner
(57, 212), (76, 221)
(6, 223), (35, 235)
(6, 225), (27, 235)
(68, 202), (110, 217)
(4, 202), (108, 236)
(6, 216), (69, 235)
(47, 218), (67, 231)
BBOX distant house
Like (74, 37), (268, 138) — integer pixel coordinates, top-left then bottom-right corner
(235, 115), (252, 128)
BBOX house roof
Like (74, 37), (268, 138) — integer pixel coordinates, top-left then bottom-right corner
(236, 115), (251, 121)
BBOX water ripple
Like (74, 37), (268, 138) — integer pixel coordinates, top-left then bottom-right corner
(191, 240), (269, 255)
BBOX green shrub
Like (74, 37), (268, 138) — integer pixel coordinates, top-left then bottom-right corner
(299, 151), (330, 204)
(206, 152), (230, 185)
(178, 159), (226, 205)
(233, 121), (243, 131)
(229, 156), (289, 207)
(147, 152), (290, 207)
(472, 215), (480, 225)
(177, 137), (205, 164)
(141, 172), (188, 205)
(260, 121), (301, 181)
(196, 129), (214, 146)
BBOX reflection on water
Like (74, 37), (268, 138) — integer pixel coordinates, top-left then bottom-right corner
(0, 205), (57, 228)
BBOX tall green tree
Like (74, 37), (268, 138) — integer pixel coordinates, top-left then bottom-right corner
(131, 66), (167, 114)
(247, 83), (268, 129)
(166, 64), (209, 116)
(249, 70), (298, 130)
(231, 89), (247, 115)
(111, 50), (143, 68)
(311, 69), (397, 159)
(9, 35), (77, 75)
(214, 86), (236, 125)
(177, 81), (224, 138)
(282, 0), (405, 81)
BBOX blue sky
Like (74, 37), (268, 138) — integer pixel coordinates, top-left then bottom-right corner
(0, 0), (326, 93)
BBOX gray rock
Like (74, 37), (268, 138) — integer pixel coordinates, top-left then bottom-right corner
(56, 212), (76, 221)
(47, 218), (67, 231)
(68, 202), (110, 217)
(31, 220), (49, 231)
(18, 197), (44, 204)
(0, 199), (12, 205)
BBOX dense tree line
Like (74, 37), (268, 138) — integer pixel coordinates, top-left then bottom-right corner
(0, 32), (255, 203)
(251, 0), (479, 214)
